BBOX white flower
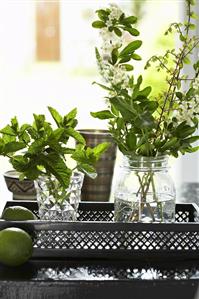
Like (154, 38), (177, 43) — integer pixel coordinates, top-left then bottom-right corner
(98, 55), (129, 90)
(171, 76), (199, 126)
(107, 4), (123, 24)
(98, 4), (124, 57)
(97, 4), (133, 93)
(99, 27), (122, 56)
(193, 77), (199, 90)
(174, 99), (199, 126)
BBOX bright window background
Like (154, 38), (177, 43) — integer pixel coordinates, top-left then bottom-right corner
(0, 0), (197, 209)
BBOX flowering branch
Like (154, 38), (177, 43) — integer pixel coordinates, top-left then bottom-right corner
(91, 1), (199, 158)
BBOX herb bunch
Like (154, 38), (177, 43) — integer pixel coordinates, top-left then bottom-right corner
(0, 107), (109, 189)
(91, 1), (199, 158)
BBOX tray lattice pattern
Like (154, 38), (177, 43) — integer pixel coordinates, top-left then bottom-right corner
(175, 211), (189, 222)
(33, 209), (187, 222)
(34, 229), (199, 251)
(78, 210), (192, 222)
(4, 201), (196, 222)
(78, 209), (114, 222)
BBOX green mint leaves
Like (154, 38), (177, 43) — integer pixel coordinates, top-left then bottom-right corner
(0, 107), (109, 188)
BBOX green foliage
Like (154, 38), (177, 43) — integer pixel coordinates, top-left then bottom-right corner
(119, 40), (142, 58)
(92, 1), (199, 158)
(0, 107), (109, 189)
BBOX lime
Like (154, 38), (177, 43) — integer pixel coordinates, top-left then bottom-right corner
(0, 227), (33, 266)
(1, 206), (37, 221)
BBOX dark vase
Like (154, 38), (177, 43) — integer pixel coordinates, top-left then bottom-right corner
(78, 129), (117, 202)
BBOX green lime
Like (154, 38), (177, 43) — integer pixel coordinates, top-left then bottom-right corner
(0, 227), (33, 266)
(1, 206), (37, 221)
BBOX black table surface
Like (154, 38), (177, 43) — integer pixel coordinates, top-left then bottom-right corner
(0, 257), (199, 299)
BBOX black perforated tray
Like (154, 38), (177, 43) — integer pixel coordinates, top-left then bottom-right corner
(0, 201), (199, 260)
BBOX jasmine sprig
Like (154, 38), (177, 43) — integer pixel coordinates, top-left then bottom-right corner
(91, 1), (199, 158)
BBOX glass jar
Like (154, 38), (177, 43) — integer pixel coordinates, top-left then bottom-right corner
(114, 155), (176, 223)
(34, 171), (84, 221)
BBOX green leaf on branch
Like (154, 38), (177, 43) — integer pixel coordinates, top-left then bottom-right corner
(119, 56), (131, 64)
(65, 127), (85, 144)
(11, 117), (19, 132)
(113, 27), (122, 37)
(48, 106), (63, 127)
(114, 117), (124, 130)
(188, 0), (195, 6)
(0, 125), (16, 137)
(186, 146), (199, 153)
(3, 141), (26, 154)
(28, 138), (46, 155)
(91, 110), (115, 119)
(77, 163), (97, 179)
(137, 75), (143, 86)
(9, 155), (30, 173)
(41, 152), (72, 188)
(189, 23), (196, 30)
(0, 139), (5, 154)
(95, 47), (101, 63)
(134, 112), (155, 129)
(111, 48), (118, 65)
(139, 86), (152, 97)
(140, 101), (158, 113)
(180, 34), (186, 42)
(190, 11), (198, 19)
(33, 114), (45, 131)
(72, 143), (109, 176)
(138, 143), (154, 156)
(71, 149), (88, 164)
(119, 40), (142, 57)
(49, 128), (65, 142)
(109, 97), (137, 120)
(64, 108), (77, 122)
(124, 27), (139, 36)
(122, 64), (134, 71)
(183, 56), (191, 64)
(193, 61), (199, 71)
(93, 142), (110, 159)
(96, 9), (109, 22)
(183, 136), (199, 143)
(92, 81), (113, 91)
(176, 92), (183, 99)
(121, 16), (137, 25)
(92, 21), (106, 28)
(131, 53), (142, 60)
(160, 137), (178, 152)
(19, 124), (31, 144)
(110, 104), (119, 116)
(126, 133), (136, 150)
(186, 87), (195, 98)
(176, 126), (196, 138)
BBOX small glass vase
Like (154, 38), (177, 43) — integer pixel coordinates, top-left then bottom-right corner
(114, 155), (176, 223)
(34, 171), (84, 221)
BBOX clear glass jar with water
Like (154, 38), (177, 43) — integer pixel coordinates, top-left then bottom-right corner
(114, 155), (176, 223)
(34, 171), (84, 221)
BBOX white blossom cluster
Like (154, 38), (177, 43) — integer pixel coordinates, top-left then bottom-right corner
(99, 28), (122, 56)
(193, 76), (199, 91)
(98, 4), (130, 91)
(99, 60), (129, 90)
(106, 3), (123, 26)
(99, 4), (123, 56)
(173, 77), (199, 126)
